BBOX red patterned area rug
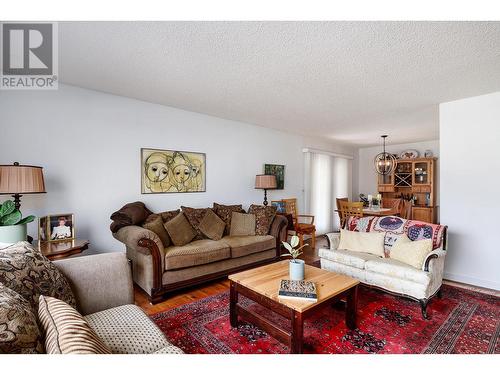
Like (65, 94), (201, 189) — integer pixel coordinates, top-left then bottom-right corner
(151, 284), (499, 354)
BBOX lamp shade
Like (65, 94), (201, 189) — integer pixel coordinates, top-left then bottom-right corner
(255, 174), (277, 189)
(0, 163), (46, 194)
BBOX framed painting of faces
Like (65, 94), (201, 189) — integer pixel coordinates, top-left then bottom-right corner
(141, 148), (206, 193)
(47, 214), (75, 242)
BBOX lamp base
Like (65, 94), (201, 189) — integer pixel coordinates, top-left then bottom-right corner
(263, 189), (268, 206)
(11, 194), (22, 210)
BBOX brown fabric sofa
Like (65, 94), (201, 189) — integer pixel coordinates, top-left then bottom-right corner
(112, 206), (288, 303)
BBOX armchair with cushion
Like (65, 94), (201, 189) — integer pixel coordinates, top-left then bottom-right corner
(54, 253), (183, 354)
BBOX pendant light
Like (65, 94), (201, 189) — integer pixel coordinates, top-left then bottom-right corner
(374, 135), (396, 175)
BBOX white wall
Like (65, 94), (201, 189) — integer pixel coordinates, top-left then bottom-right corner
(0, 84), (353, 253)
(355, 140), (440, 199)
(440, 91), (500, 290)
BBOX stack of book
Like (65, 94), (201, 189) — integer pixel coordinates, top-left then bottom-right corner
(278, 279), (317, 302)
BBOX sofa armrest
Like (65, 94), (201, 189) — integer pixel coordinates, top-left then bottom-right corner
(54, 253), (134, 316)
(325, 232), (340, 250)
(422, 249), (446, 272)
(113, 225), (165, 296)
(269, 215), (288, 257)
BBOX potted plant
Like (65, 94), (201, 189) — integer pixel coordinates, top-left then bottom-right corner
(0, 200), (35, 245)
(282, 235), (308, 280)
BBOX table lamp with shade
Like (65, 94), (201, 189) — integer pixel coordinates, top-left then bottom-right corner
(0, 162), (46, 245)
(255, 174), (276, 206)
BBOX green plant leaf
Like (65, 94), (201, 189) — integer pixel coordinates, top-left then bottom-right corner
(282, 242), (292, 251)
(18, 215), (36, 224)
(0, 200), (15, 217)
(0, 210), (22, 226)
(290, 235), (299, 248)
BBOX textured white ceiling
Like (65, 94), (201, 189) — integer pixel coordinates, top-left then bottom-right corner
(59, 22), (500, 146)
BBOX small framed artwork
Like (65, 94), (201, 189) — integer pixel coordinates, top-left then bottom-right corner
(38, 216), (49, 242)
(271, 200), (286, 214)
(141, 148), (206, 194)
(264, 164), (285, 190)
(48, 214), (75, 242)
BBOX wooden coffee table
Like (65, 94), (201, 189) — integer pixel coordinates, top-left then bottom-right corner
(228, 260), (359, 354)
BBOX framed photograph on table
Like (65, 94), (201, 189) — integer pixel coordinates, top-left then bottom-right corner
(38, 216), (49, 242)
(47, 214), (75, 242)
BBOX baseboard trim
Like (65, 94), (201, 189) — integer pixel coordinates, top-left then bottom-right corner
(444, 272), (499, 291)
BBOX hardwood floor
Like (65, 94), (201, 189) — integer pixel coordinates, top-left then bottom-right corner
(135, 235), (326, 315)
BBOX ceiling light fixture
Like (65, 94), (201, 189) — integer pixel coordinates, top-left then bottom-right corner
(374, 135), (396, 176)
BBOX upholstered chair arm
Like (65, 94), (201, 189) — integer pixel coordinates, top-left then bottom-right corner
(54, 253), (134, 315)
(422, 249), (446, 272)
(269, 215), (288, 257)
(325, 232), (341, 250)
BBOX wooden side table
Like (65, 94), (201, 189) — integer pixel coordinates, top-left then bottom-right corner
(35, 239), (89, 260)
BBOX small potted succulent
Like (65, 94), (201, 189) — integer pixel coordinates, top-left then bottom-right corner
(282, 235), (308, 280)
(0, 200), (35, 245)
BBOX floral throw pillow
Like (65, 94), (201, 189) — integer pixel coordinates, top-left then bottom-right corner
(213, 203), (245, 235)
(0, 242), (76, 311)
(0, 284), (44, 354)
(248, 205), (277, 236)
(181, 206), (210, 240)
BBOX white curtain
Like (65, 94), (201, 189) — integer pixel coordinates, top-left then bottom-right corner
(304, 150), (352, 234)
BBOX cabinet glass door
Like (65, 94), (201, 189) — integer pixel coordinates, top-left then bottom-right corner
(413, 161), (429, 184)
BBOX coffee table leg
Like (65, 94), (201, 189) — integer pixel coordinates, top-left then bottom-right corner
(229, 281), (238, 327)
(346, 285), (358, 330)
(291, 311), (303, 354)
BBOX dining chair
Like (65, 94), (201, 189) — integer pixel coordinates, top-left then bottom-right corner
(339, 201), (364, 229)
(335, 197), (349, 232)
(382, 198), (402, 215)
(282, 198), (316, 249)
(400, 199), (413, 219)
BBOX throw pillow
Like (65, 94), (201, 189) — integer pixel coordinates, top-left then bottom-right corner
(198, 209), (226, 241)
(338, 229), (385, 257)
(158, 209), (181, 223)
(38, 295), (111, 354)
(181, 206), (210, 240)
(110, 201), (152, 233)
(230, 212), (256, 236)
(390, 235), (433, 269)
(0, 242), (76, 310)
(142, 215), (170, 247)
(248, 204), (277, 236)
(0, 284), (44, 354)
(164, 213), (197, 246)
(213, 203), (245, 235)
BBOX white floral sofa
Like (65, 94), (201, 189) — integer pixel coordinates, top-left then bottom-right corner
(320, 216), (448, 319)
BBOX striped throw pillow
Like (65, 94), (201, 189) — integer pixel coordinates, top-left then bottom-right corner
(38, 295), (111, 354)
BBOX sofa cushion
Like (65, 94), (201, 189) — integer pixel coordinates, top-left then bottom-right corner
(338, 229), (385, 257)
(85, 304), (182, 354)
(229, 212), (256, 236)
(0, 241), (76, 310)
(198, 209), (226, 241)
(164, 213), (197, 246)
(164, 239), (231, 270)
(390, 235), (432, 269)
(38, 295), (111, 354)
(248, 204), (277, 236)
(158, 209), (181, 223)
(318, 248), (381, 270)
(364, 258), (431, 285)
(213, 203), (245, 235)
(0, 284), (43, 354)
(221, 235), (275, 258)
(181, 206), (210, 240)
(143, 215), (170, 247)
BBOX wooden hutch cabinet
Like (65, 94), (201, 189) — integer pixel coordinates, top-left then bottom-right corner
(377, 157), (438, 223)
